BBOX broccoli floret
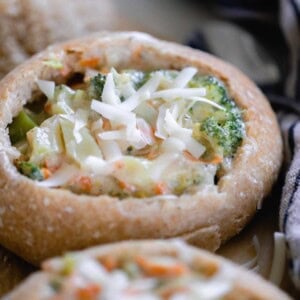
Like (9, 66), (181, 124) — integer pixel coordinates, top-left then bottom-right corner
(189, 75), (244, 158)
(61, 255), (76, 276)
(49, 277), (63, 292)
(189, 75), (235, 108)
(17, 161), (43, 181)
(173, 172), (203, 195)
(9, 110), (37, 144)
(88, 73), (106, 99)
(193, 110), (244, 157)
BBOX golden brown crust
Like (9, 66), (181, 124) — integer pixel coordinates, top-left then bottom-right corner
(3, 240), (291, 300)
(0, 32), (283, 264)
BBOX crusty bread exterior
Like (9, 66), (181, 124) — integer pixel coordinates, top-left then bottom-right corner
(0, 32), (282, 264)
(3, 240), (291, 300)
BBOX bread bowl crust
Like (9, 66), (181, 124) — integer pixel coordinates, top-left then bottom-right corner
(0, 32), (282, 264)
(3, 240), (291, 300)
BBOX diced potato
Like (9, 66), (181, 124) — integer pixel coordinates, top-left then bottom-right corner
(27, 116), (64, 164)
(60, 118), (102, 167)
(113, 156), (152, 189)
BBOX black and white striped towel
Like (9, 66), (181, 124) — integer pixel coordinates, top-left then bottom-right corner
(186, 0), (300, 289)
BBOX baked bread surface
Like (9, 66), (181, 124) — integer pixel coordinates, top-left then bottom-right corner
(0, 32), (282, 264)
(2, 240), (291, 300)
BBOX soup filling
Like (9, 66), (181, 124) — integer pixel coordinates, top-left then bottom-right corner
(44, 243), (233, 300)
(9, 67), (244, 197)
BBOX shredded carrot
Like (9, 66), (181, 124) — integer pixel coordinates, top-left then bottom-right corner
(71, 176), (92, 192)
(44, 102), (52, 114)
(77, 176), (92, 192)
(79, 57), (100, 68)
(199, 155), (223, 165)
(183, 150), (199, 162)
(135, 256), (188, 277)
(183, 150), (223, 164)
(118, 180), (135, 193)
(44, 158), (62, 173)
(114, 160), (125, 170)
(154, 182), (168, 195)
(118, 180), (127, 189)
(100, 255), (118, 271)
(146, 146), (160, 160)
(146, 151), (158, 160)
(199, 262), (219, 277)
(147, 128), (156, 146)
(41, 168), (52, 179)
(159, 286), (188, 299)
(102, 118), (111, 131)
(76, 284), (101, 300)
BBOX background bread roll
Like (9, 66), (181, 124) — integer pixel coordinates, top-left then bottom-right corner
(0, 0), (145, 79)
(2, 240), (292, 300)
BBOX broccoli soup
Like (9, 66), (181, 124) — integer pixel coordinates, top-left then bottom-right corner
(9, 68), (244, 197)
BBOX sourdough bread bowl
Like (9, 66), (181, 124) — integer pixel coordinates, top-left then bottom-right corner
(2, 240), (291, 300)
(0, 32), (282, 264)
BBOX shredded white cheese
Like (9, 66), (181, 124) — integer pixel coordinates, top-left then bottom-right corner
(36, 165), (78, 188)
(91, 100), (135, 125)
(152, 88), (206, 100)
(37, 79), (55, 100)
(102, 72), (121, 105)
(189, 96), (226, 110)
(171, 67), (198, 88)
(98, 140), (122, 161)
(121, 73), (162, 112)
